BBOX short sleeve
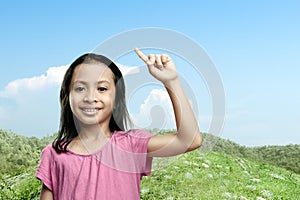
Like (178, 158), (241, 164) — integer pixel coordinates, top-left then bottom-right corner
(105, 130), (153, 175)
(35, 144), (54, 191)
(128, 129), (153, 176)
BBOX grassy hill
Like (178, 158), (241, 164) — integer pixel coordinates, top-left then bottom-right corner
(141, 150), (300, 199)
(208, 133), (300, 174)
(0, 129), (300, 199)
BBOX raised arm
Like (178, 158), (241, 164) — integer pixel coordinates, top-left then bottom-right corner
(134, 48), (202, 157)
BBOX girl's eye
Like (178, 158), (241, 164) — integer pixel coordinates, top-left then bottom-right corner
(74, 87), (85, 92)
(98, 87), (107, 92)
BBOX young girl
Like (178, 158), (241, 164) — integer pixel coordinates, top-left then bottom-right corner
(36, 48), (201, 200)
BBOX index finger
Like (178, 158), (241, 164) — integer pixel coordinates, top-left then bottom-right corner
(134, 48), (148, 63)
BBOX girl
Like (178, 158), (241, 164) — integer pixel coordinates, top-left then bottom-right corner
(36, 48), (201, 200)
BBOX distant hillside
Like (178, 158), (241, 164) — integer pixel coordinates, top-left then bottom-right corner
(208, 133), (300, 174)
(0, 129), (54, 174)
(250, 144), (300, 174)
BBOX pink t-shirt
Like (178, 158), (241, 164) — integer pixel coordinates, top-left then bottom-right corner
(36, 129), (153, 200)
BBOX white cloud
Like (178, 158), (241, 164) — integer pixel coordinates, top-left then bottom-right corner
(0, 65), (69, 98)
(131, 88), (176, 130)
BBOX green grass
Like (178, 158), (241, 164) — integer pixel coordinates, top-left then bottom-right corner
(140, 150), (300, 200)
(0, 166), (41, 200)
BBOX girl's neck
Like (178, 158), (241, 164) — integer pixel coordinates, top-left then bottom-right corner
(69, 124), (112, 155)
(79, 123), (112, 140)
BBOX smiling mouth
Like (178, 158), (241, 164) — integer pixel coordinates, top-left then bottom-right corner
(81, 108), (101, 115)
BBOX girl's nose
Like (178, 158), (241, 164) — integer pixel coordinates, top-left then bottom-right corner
(84, 90), (99, 103)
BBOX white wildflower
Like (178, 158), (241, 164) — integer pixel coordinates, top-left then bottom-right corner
(173, 166), (179, 170)
(207, 173), (213, 178)
(250, 178), (261, 182)
(202, 163), (210, 168)
(183, 161), (190, 165)
(239, 161), (247, 170)
(185, 172), (193, 179)
(164, 175), (172, 179)
(261, 190), (272, 198)
(141, 188), (149, 194)
(243, 171), (250, 175)
(270, 173), (284, 180)
(223, 192), (237, 199)
(205, 159), (211, 164)
(223, 192), (233, 198)
(246, 185), (257, 191)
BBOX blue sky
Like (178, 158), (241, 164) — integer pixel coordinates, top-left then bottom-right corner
(0, 0), (299, 146)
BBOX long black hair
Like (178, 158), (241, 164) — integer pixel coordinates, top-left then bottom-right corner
(53, 53), (132, 153)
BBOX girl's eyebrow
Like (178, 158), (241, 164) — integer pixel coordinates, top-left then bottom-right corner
(73, 80), (111, 84)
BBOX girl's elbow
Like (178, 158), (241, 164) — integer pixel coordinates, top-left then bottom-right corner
(187, 132), (202, 151)
(193, 133), (202, 149)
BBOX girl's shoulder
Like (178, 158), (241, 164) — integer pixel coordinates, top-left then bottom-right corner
(113, 129), (153, 139)
(42, 143), (54, 152)
(111, 129), (153, 152)
(41, 143), (64, 157)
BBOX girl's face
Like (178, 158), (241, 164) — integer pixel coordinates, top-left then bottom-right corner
(69, 62), (116, 128)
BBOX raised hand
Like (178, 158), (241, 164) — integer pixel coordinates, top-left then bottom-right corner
(134, 48), (201, 157)
(134, 48), (178, 85)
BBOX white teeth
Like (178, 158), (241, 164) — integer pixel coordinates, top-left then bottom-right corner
(82, 108), (99, 114)
(84, 109), (97, 112)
